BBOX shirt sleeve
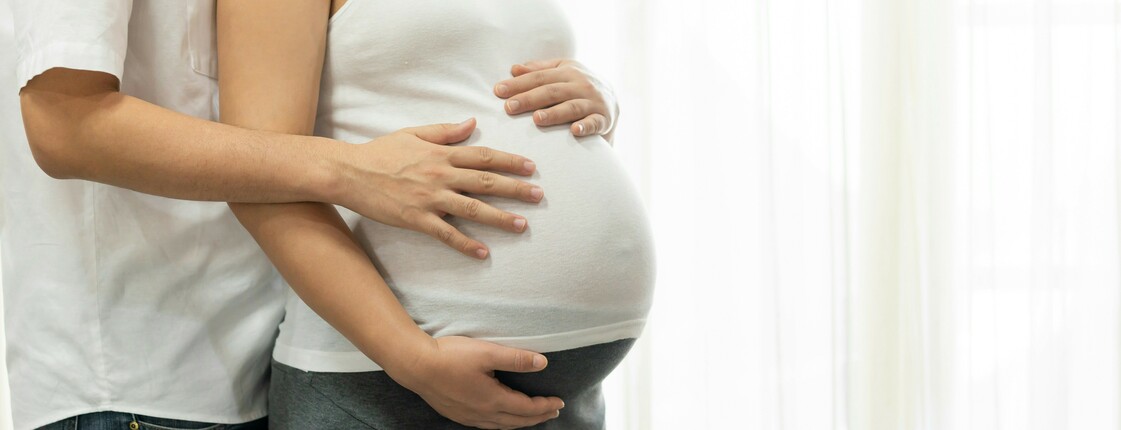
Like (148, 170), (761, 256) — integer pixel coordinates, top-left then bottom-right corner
(12, 0), (134, 91)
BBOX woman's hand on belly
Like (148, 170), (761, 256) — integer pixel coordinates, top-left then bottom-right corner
(387, 336), (565, 429)
(493, 59), (619, 140)
(335, 119), (545, 259)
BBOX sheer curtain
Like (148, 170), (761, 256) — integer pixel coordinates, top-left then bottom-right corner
(561, 0), (1121, 429)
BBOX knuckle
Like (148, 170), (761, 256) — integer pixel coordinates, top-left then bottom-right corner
(476, 146), (495, 163)
(478, 171), (497, 189)
(410, 187), (433, 204)
(426, 146), (451, 161)
(546, 85), (562, 100)
(435, 226), (454, 243)
(399, 206), (423, 224)
(568, 102), (584, 118)
(422, 166), (445, 181)
(533, 71), (548, 87)
(463, 198), (482, 218)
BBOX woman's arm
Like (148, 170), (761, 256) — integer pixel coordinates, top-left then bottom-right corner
(216, 1), (562, 428)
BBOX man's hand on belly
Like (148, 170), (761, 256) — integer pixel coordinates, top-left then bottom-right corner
(386, 336), (565, 429)
(333, 119), (545, 259)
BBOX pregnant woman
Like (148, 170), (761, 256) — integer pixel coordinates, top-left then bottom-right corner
(218, 1), (655, 428)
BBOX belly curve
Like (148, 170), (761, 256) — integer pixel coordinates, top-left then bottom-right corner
(349, 114), (656, 344)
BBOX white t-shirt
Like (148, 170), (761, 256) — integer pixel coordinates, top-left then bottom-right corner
(273, 0), (657, 373)
(6, 1), (284, 428)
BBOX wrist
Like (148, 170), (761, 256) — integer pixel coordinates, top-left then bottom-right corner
(300, 136), (352, 205)
(364, 328), (438, 387)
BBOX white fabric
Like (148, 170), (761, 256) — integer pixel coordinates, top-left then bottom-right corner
(1, 3), (16, 429)
(273, 0), (656, 373)
(4, 1), (283, 428)
(561, 0), (1121, 429)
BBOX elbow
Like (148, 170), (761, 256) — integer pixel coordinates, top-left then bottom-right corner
(24, 125), (79, 180)
(20, 95), (81, 180)
(24, 130), (76, 180)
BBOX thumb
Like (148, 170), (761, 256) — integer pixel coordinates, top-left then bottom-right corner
(489, 346), (548, 373)
(511, 59), (565, 76)
(399, 118), (476, 145)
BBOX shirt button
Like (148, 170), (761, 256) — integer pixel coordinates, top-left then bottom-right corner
(129, 421), (140, 430)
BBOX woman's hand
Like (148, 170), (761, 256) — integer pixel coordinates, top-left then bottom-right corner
(386, 336), (565, 429)
(333, 118), (544, 259)
(494, 59), (619, 138)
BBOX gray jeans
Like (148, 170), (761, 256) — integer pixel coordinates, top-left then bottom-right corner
(268, 338), (636, 429)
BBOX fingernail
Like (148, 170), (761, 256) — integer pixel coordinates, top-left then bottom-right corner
(576, 123), (585, 135)
(475, 248), (488, 259)
(555, 410), (561, 418)
(513, 218), (527, 231)
(495, 84), (508, 96)
(560, 400), (566, 409)
(530, 187), (544, 201)
(523, 160), (536, 173)
(536, 110), (548, 122)
(507, 99), (520, 112)
(459, 118), (473, 126)
(532, 355), (546, 369)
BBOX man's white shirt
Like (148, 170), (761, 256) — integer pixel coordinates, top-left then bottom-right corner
(5, 1), (284, 428)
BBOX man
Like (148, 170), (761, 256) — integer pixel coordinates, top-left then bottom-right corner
(6, 1), (568, 428)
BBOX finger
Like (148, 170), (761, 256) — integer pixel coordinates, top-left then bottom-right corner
(572, 113), (611, 137)
(505, 83), (582, 115)
(447, 146), (537, 176)
(421, 214), (489, 259)
(439, 192), (529, 234)
(448, 169), (544, 203)
(492, 410), (562, 429)
(533, 99), (605, 127)
(491, 383), (565, 419)
(495, 67), (578, 99)
(496, 389), (566, 417)
(399, 118), (476, 144)
(490, 346), (548, 373)
(510, 58), (567, 76)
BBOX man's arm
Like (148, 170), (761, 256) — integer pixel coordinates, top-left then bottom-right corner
(19, 68), (341, 203)
(216, 1), (561, 428)
(19, 67), (541, 257)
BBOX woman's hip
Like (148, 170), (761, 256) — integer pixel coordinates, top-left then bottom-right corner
(268, 338), (637, 429)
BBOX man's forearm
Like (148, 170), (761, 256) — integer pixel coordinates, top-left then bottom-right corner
(19, 69), (344, 204)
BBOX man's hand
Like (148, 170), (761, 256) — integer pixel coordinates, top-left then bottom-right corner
(332, 118), (544, 259)
(493, 59), (619, 138)
(386, 336), (564, 429)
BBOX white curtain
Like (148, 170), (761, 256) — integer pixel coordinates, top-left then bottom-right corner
(1, 0), (1119, 429)
(561, 0), (1121, 429)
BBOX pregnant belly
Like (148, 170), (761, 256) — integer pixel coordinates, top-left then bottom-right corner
(349, 115), (656, 351)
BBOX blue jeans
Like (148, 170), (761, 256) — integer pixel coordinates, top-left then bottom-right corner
(39, 412), (267, 430)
